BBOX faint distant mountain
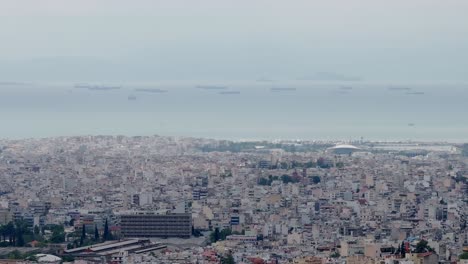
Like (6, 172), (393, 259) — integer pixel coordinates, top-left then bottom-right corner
(0, 56), (123, 81)
(298, 72), (362, 81)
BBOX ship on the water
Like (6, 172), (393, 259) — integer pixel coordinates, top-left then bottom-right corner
(219, 91), (241, 95)
(196, 85), (228, 90)
(74, 84), (121, 90)
(128, 95), (137, 101)
(134, 88), (168, 93)
(388, 86), (411, 91)
(88, 86), (121, 91)
(270, 87), (297, 92)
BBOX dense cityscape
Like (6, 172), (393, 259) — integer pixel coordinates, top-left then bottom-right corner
(2, 0), (468, 263)
(0, 136), (466, 263)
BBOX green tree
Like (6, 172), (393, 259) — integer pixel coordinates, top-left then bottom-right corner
(94, 225), (100, 241)
(280, 174), (299, 184)
(210, 227), (220, 243)
(0, 225), (6, 242)
(210, 228), (232, 243)
(51, 224), (64, 234)
(415, 240), (433, 253)
(219, 228), (232, 240)
(258, 178), (270, 186)
(305, 161), (316, 168)
(222, 253), (235, 264)
(7, 250), (23, 259)
(62, 255), (75, 262)
(80, 224), (86, 246)
(14, 220), (28, 247)
(460, 252), (468, 260)
(49, 228), (65, 243)
(103, 219), (112, 241)
(4, 222), (16, 246)
(401, 241), (406, 258)
(311, 176), (321, 184)
(33, 226), (40, 236)
(191, 226), (202, 237)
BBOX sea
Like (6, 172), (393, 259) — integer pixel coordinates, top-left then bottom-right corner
(0, 80), (467, 142)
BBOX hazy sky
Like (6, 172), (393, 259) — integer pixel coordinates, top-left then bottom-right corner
(1, 0), (467, 81)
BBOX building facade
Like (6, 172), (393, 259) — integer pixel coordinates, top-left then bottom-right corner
(119, 212), (191, 238)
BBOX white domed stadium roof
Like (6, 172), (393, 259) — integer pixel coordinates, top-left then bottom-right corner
(329, 144), (360, 150)
(327, 144), (361, 154)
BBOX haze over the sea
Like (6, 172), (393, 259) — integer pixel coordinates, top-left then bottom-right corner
(1, 81), (466, 142)
(1, 1), (467, 142)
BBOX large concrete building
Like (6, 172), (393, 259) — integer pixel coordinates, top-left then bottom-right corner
(118, 212), (191, 238)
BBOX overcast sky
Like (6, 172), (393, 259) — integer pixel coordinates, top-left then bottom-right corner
(1, 0), (467, 82)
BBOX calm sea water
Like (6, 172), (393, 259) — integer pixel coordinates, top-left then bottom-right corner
(1, 81), (467, 142)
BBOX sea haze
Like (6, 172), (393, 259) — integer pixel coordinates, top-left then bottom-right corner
(0, 81), (467, 142)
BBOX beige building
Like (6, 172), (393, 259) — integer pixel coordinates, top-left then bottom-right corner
(0, 209), (12, 225)
(407, 252), (438, 264)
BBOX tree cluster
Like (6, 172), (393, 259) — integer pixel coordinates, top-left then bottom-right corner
(221, 253), (235, 264)
(210, 228), (234, 243)
(48, 224), (65, 243)
(199, 141), (332, 153)
(414, 240), (434, 253)
(0, 221), (41, 247)
(310, 175), (321, 184)
(459, 252), (468, 260)
(67, 218), (113, 250)
(0, 249), (39, 260)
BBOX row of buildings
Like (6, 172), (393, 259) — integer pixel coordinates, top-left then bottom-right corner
(0, 136), (466, 263)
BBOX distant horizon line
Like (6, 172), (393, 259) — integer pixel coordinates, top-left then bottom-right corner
(0, 134), (465, 145)
(2, 79), (468, 86)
